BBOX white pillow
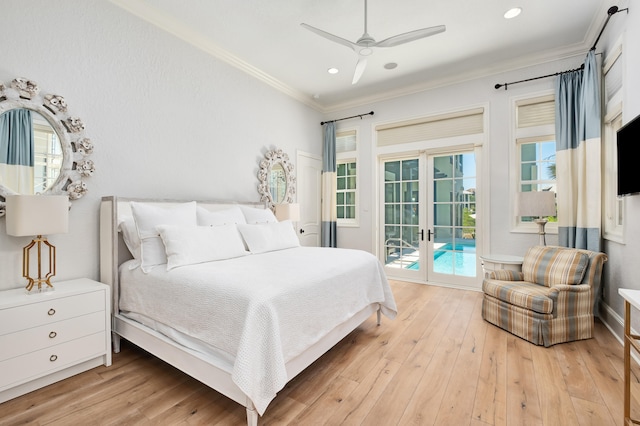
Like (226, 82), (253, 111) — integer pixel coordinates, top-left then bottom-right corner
(237, 220), (300, 254)
(118, 215), (141, 259)
(130, 201), (197, 272)
(197, 206), (246, 226)
(240, 205), (277, 224)
(158, 224), (248, 270)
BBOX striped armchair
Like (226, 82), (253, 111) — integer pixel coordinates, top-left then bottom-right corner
(481, 245), (607, 347)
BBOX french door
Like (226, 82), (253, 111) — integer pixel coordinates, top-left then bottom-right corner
(381, 150), (478, 287)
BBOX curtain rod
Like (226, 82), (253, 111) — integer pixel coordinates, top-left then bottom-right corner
(494, 6), (628, 90)
(321, 111), (374, 126)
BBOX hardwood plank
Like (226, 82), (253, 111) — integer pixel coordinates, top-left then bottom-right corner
(530, 343), (579, 425)
(505, 336), (543, 425)
(472, 321), (508, 426)
(434, 292), (487, 425)
(327, 358), (402, 425)
(360, 286), (462, 424)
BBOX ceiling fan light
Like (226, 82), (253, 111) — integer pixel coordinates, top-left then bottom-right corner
(504, 7), (522, 19)
(327, 67), (339, 74)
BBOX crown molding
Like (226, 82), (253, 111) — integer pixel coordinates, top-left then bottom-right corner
(109, 0), (323, 112)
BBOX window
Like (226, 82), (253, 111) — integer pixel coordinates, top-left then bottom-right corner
(337, 162), (356, 220)
(517, 136), (557, 222)
(33, 121), (62, 194)
(603, 38), (624, 242)
(514, 95), (557, 229)
(336, 129), (358, 226)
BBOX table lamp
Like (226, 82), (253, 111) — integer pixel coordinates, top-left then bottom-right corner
(517, 191), (556, 246)
(5, 195), (69, 293)
(275, 203), (300, 231)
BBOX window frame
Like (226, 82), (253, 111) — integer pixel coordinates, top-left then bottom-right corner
(602, 36), (625, 243)
(511, 92), (558, 234)
(336, 127), (359, 227)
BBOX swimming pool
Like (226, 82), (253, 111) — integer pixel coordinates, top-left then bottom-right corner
(407, 243), (477, 276)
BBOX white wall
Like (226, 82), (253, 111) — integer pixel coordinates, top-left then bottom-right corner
(0, 0), (322, 290)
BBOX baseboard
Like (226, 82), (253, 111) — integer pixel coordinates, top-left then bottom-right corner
(599, 301), (624, 345)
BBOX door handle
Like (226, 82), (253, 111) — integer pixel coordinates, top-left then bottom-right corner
(427, 229), (433, 241)
(419, 229), (424, 241)
(299, 228), (305, 234)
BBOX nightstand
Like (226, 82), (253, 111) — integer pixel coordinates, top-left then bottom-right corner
(0, 278), (111, 403)
(480, 254), (524, 277)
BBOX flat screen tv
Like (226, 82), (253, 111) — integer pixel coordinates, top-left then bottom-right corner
(617, 113), (640, 196)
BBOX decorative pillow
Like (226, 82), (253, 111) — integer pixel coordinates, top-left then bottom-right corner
(158, 224), (248, 270)
(196, 206), (246, 226)
(237, 220), (300, 254)
(240, 205), (277, 224)
(521, 246), (590, 287)
(130, 201), (197, 273)
(118, 215), (141, 259)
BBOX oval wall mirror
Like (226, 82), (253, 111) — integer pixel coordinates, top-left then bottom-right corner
(0, 77), (95, 216)
(258, 148), (295, 210)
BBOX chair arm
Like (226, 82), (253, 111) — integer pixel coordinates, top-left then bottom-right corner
(487, 269), (523, 281)
(549, 284), (593, 317)
(551, 284), (591, 293)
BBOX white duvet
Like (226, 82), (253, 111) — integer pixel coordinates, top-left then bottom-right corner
(118, 246), (397, 415)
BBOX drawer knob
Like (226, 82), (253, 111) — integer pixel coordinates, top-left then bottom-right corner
(49, 331), (57, 339)
(48, 308), (56, 316)
(50, 354), (58, 362)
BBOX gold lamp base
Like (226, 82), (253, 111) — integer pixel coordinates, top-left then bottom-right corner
(23, 235), (57, 293)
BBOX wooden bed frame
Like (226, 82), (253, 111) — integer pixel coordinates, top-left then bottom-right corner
(99, 196), (382, 425)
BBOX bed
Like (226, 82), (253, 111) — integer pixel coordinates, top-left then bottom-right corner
(99, 196), (397, 425)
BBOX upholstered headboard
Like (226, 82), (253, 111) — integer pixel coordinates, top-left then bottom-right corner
(99, 196), (265, 313)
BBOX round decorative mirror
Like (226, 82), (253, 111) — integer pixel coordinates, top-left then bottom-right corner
(0, 77), (95, 216)
(258, 148), (295, 210)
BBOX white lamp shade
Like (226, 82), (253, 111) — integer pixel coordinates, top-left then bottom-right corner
(274, 203), (300, 222)
(517, 191), (556, 217)
(5, 195), (69, 236)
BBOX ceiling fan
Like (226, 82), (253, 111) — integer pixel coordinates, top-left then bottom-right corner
(301, 0), (446, 84)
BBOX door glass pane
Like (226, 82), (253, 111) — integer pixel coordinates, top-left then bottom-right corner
(385, 162), (400, 181)
(384, 159), (420, 271)
(432, 153), (476, 277)
(385, 182), (400, 203)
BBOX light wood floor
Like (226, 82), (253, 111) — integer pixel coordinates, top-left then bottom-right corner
(1, 280), (638, 425)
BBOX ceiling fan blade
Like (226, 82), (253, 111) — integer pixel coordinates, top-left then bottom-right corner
(300, 23), (357, 51)
(352, 58), (368, 85)
(374, 25), (446, 48)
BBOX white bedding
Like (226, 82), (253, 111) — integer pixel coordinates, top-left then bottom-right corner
(118, 246), (397, 415)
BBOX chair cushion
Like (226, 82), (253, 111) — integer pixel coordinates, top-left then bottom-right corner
(482, 279), (555, 314)
(521, 246), (589, 287)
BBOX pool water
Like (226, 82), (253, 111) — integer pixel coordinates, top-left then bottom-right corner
(407, 243), (477, 276)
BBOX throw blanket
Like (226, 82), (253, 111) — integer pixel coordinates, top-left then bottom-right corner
(119, 246), (397, 415)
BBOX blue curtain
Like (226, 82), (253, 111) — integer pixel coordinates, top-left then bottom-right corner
(555, 50), (601, 251)
(321, 122), (337, 247)
(0, 109), (35, 166)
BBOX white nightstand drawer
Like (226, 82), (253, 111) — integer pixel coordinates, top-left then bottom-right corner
(0, 332), (106, 390)
(0, 311), (106, 362)
(0, 291), (105, 336)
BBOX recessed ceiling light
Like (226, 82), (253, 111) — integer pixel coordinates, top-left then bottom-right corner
(504, 7), (522, 19)
(327, 67), (339, 74)
(384, 62), (398, 70)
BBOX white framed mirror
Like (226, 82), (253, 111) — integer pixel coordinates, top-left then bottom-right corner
(0, 77), (95, 216)
(257, 148), (295, 210)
